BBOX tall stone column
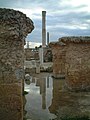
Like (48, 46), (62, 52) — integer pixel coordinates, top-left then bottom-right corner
(0, 8), (34, 120)
(42, 11), (46, 48)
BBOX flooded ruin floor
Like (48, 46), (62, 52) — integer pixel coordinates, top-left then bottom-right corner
(24, 72), (90, 120)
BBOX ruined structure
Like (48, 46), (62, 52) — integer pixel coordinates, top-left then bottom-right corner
(50, 41), (66, 78)
(0, 8), (34, 120)
(60, 37), (90, 91)
(24, 48), (39, 61)
(50, 37), (90, 91)
(43, 47), (52, 62)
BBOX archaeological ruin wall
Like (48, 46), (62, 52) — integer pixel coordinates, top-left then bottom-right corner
(61, 37), (90, 91)
(0, 8), (34, 120)
(50, 37), (90, 91)
(50, 41), (66, 78)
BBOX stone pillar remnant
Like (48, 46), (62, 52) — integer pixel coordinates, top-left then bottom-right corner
(0, 8), (34, 120)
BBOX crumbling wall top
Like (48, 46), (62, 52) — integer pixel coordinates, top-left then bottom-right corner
(0, 8), (34, 40)
(59, 36), (90, 44)
(49, 41), (66, 48)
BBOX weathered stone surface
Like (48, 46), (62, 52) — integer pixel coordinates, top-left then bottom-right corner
(24, 48), (39, 60)
(0, 8), (34, 41)
(43, 47), (52, 62)
(60, 36), (90, 91)
(49, 41), (66, 78)
(50, 37), (90, 90)
(0, 8), (34, 120)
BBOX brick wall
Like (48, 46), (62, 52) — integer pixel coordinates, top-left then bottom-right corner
(0, 8), (34, 120)
(50, 42), (66, 78)
(65, 42), (90, 91)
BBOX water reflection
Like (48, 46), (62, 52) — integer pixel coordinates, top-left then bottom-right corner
(24, 73), (90, 120)
(24, 73), (56, 120)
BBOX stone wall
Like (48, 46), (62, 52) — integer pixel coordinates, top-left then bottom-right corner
(0, 8), (34, 120)
(24, 48), (33, 60)
(50, 37), (90, 91)
(61, 37), (90, 91)
(49, 42), (66, 78)
(43, 47), (52, 62)
(24, 48), (39, 60)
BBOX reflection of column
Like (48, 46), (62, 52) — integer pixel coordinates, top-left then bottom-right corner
(36, 78), (40, 87)
(41, 78), (46, 109)
(49, 78), (63, 114)
(32, 77), (35, 83)
(40, 82), (42, 95)
(47, 76), (49, 88)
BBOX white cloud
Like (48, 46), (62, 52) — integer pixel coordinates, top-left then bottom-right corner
(47, 21), (88, 30)
(70, 0), (90, 7)
(60, 0), (90, 7)
(0, 0), (90, 43)
(14, 7), (45, 19)
(24, 41), (41, 48)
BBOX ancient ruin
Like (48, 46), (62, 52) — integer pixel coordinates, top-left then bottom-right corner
(50, 41), (66, 78)
(50, 36), (90, 91)
(0, 8), (34, 120)
(60, 36), (90, 91)
(24, 48), (39, 61)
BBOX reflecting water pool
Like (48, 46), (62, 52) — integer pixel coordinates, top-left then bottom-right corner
(24, 73), (90, 120)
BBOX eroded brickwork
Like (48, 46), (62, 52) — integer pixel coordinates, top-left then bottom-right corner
(50, 37), (90, 91)
(61, 37), (90, 91)
(24, 48), (39, 60)
(50, 42), (66, 78)
(0, 8), (34, 120)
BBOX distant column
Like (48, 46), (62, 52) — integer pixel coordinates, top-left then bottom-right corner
(42, 11), (46, 47)
(47, 32), (49, 46)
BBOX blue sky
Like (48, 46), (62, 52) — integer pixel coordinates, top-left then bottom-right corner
(0, 0), (90, 46)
